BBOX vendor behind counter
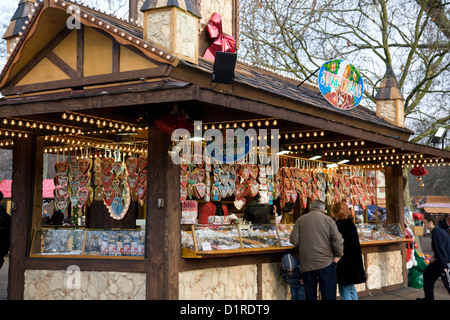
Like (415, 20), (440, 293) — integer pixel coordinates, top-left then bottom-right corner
(244, 194), (276, 224)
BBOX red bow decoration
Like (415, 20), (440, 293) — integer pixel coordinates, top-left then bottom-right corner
(202, 12), (236, 61)
(410, 165), (428, 176)
(153, 105), (194, 134)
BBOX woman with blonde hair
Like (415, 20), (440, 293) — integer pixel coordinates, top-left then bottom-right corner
(331, 201), (366, 300)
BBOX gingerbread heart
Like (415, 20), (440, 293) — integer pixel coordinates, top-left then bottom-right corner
(249, 180), (259, 197)
(125, 157), (138, 175)
(234, 185), (245, 198)
(55, 162), (69, 174)
(290, 190), (298, 203)
(195, 183), (206, 199)
(180, 186), (188, 202)
(219, 185), (228, 198)
(78, 158), (91, 174)
(78, 173), (91, 187)
(55, 199), (68, 212)
(69, 165), (80, 177)
(112, 162), (123, 176)
(250, 165), (259, 179)
(127, 173), (139, 191)
(78, 187), (90, 206)
(54, 175), (68, 187)
(180, 171), (188, 187)
(195, 168), (205, 183)
(138, 156), (148, 171)
(101, 157), (114, 174)
(69, 196), (79, 208)
(103, 188), (114, 206)
(54, 186), (68, 199)
(101, 172), (114, 189)
(219, 171), (230, 185)
(138, 183), (147, 200)
(138, 169), (147, 184)
(234, 198), (246, 210)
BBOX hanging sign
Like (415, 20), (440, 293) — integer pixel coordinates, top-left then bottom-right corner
(318, 59), (363, 110)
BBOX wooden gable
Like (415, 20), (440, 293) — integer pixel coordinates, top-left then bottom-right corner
(0, 2), (178, 97)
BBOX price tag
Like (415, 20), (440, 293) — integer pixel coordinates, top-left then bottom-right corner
(201, 243), (212, 251)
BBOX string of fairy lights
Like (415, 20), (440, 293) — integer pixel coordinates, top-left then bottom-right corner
(0, 113), (447, 168)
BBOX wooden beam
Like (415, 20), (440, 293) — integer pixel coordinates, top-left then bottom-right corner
(77, 25), (84, 78)
(8, 134), (39, 300)
(46, 51), (78, 79)
(145, 127), (181, 300)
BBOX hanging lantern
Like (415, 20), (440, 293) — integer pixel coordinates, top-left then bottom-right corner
(410, 164), (428, 188)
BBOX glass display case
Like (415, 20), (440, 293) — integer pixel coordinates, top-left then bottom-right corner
(356, 222), (407, 244)
(30, 228), (145, 258)
(181, 224), (295, 258)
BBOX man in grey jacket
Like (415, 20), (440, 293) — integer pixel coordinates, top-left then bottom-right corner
(289, 200), (344, 300)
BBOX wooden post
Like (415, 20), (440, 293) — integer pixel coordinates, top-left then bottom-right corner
(145, 127), (180, 300)
(8, 134), (41, 300)
(384, 164), (404, 226)
(384, 164), (408, 285)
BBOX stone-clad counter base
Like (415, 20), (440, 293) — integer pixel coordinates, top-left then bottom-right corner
(22, 251), (403, 299)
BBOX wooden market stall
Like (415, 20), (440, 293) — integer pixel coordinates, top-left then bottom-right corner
(0, 0), (449, 300)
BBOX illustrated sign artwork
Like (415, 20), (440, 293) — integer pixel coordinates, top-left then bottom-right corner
(318, 59), (363, 110)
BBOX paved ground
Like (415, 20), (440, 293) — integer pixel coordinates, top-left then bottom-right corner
(0, 235), (448, 300)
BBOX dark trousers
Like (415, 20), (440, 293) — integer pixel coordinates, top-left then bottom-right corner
(423, 261), (444, 300)
(301, 263), (337, 300)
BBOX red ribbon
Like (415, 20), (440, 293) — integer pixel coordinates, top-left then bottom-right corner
(202, 12), (236, 61)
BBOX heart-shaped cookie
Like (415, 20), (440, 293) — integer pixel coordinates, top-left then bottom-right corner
(55, 162), (69, 174)
(78, 187), (90, 206)
(54, 175), (68, 187)
(219, 171), (230, 185)
(101, 157), (114, 174)
(249, 180), (259, 197)
(127, 173), (139, 191)
(290, 190), (298, 203)
(54, 186), (68, 199)
(195, 183), (206, 199)
(78, 158), (92, 174)
(195, 168), (205, 183)
(55, 199), (68, 212)
(250, 165), (258, 179)
(112, 162), (123, 176)
(138, 170), (147, 184)
(78, 173), (91, 187)
(138, 156), (148, 171)
(234, 198), (246, 210)
(101, 172), (114, 189)
(126, 157), (138, 175)
(234, 184), (245, 198)
(103, 188), (114, 206)
(137, 183), (147, 200)
(219, 184), (228, 198)
(69, 196), (79, 208)
(180, 186), (188, 202)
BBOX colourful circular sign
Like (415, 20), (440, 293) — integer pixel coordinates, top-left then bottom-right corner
(318, 59), (364, 110)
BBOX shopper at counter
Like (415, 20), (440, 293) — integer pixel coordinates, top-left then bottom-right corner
(289, 200), (344, 300)
(199, 201), (228, 224)
(244, 194), (276, 224)
(331, 202), (366, 300)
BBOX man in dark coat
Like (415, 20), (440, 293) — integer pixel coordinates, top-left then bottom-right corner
(0, 191), (11, 269)
(418, 214), (450, 300)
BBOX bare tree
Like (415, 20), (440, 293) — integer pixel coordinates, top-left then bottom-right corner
(239, 0), (450, 147)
